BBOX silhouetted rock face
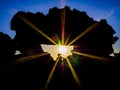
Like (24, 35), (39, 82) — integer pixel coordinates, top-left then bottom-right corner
(0, 6), (119, 90)
(0, 53), (55, 90)
(0, 32), (15, 60)
(11, 6), (118, 56)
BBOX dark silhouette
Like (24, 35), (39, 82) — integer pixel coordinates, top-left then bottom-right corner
(11, 6), (118, 57)
(0, 6), (120, 90)
(0, 32), (15, 66)
(11, 11), (46, 55)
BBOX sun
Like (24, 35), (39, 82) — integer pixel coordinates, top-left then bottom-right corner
(58, 46), (67, 54)
(41, 44), (73, 60)
(58, 45), (73, 59)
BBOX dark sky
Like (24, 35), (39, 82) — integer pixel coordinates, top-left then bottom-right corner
(0, 0), (120, 53)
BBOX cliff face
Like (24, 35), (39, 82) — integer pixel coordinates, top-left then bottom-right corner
(11, 6), (118, 56)
(0, 32), (15, 59)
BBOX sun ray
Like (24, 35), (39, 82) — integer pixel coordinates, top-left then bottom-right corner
(61, 7), (65, 45)
(66, 57), (81, 86)
(64, 34), (71, 45)
(61, 60), (65, 75)
(44, 56), (60, 90)
(5, 52), (49, 68)
(72, 51), (109, 61)
(55, 34), (61, 45)
(18, 15), (57, 45)
(68, 22), (99, 45)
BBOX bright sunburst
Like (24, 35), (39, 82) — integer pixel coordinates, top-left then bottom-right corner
(41, 44), (73, 60)
(58, 46), (67, 54)
(17, 5), (109, 90)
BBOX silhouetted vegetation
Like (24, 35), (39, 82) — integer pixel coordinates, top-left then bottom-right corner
(0, 6), (120, 90)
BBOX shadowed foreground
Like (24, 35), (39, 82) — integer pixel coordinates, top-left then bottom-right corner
(1, 53), (120, 90)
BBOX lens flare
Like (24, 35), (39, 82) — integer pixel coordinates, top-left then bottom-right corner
(66, 57), (81, 86)
(41, 44), (73, 60)
(58, 46), (67, 54)
(5, 52), (49, 68)
(68, 22), (99, 45)
(18, 15), (57, 45)
(44, 56), (60, 90)
(13, 6), (110, 90)
(72, 51), (109, 61)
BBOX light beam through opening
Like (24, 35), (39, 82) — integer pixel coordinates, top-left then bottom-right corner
(18, 15), (57, 45)
(44, 56), (60, 90)
(68, 22), (99, 45)
(5, 52), (49, 68)
(66, 57), (81, 86)
(58, 46), (67, 54)
(72, 51), (109, 62)
(41, 44), (73, 60)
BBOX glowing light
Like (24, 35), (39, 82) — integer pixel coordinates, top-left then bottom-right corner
(44, 56), (60, 90)
(15, 50), (22, 55)
(64, 34), (71, 45)
(58, 46), (67, 54)
(18, 15), (57, 45)
(5, 52), (49, 68)
(41, 44), (73, 60)
(66, 57), (81, 86)
(61, 8), (65, 45)
(68, 22), (99, 45)
(72, 51), (109, 61)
